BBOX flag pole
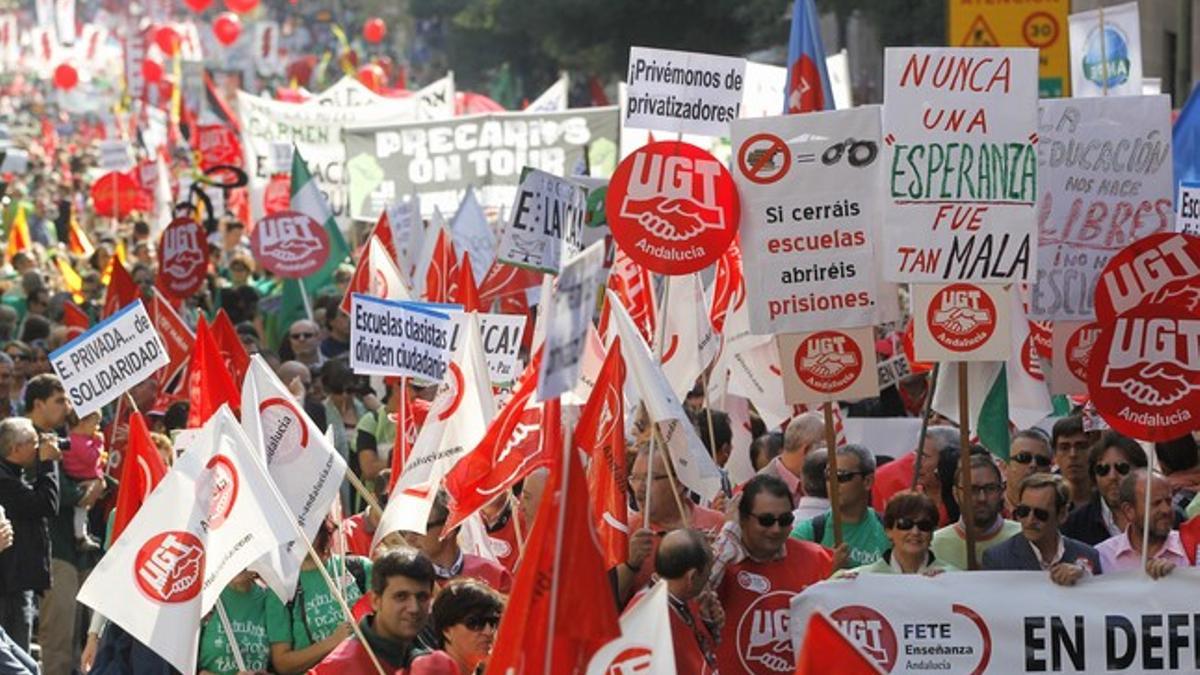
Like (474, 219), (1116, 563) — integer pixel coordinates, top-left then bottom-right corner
(298, 279), (314, 321)
(1098, 6), (1109, 97)
(823, 401), (843, 546)
(654, 425), (692, 529)
(544, 401), (571, 674)
(1141, 450), (1155, 574)
(344, 467), (383, 514)
(957, 361), (978, 570)
(644, 276), (673, 529)
(700, 369), (720, 463)
(215, 598), (248, 673)
(909, 363), (940, 490)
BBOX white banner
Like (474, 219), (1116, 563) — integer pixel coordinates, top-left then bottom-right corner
(792, 570), (1200, 674)
(625, 46), (746, 137)
(497, 168), (587, 274)
(539, 241), (606, 401)
(1069, 1), (1143, 98)
(1030, 95), (1172, 321)
(882, 48), (1039, 283)
(50, 299), (169, 418)
(349, 294), (454, 380)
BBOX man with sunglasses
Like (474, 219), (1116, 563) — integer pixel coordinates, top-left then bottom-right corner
(983, 474), (1102, 585)
(715, 475), (832, 675)
(1003, 430), (1054, 517)
(1062, 432), (1147, 546)
(791, 444), (889, 570)
(930, 453), (1020, 570)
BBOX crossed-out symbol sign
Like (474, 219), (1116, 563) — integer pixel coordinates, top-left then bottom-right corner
(737, 133), (790, 185)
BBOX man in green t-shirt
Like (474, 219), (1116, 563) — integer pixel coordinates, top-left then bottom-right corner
(792, 443), (889, 570)
(931, 452), (1021, 570)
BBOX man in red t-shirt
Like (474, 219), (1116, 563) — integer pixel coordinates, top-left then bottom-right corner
(716, 474), (832, 675)
(402, 490), (513, 594)
(871, 426), (958, 521)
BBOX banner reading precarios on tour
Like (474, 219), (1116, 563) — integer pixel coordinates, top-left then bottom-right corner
(50, 299), (170, 417)
(882, 47), (1039, 283)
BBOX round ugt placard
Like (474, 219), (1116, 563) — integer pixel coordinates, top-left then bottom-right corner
(157, 217), (208, 298)
(606, 141), (739, 275)
(251, 210), (331, 279)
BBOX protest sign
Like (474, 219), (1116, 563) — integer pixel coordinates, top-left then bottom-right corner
(1068, 1), (1142, 98)
(445, 311), (527, 385)
(349, 294), (454, 380)
(792, 569), (1200, 675)
(343, 107), (619, 221)
(195, 124), (242, 171)
(607, 141), (739, 275)
(777, 326), (878, 404)
(538, 241), (605, 401)
(881, 48), (1039, 283)
(624, 46), (746, 137)
(876, 353), (912, 391)
(1030, 95), (1172, 321)
(251, 211), (332, 279)
(97, 140), (132, 171)
(1178, 182), (1200, 235)
(911, 282), (1010, 361)
(50, 299), (169, 417)
(732, 106), (884, 334)
(496, 168), (586, 274)
(1050, 319), (1098, 395)
(157, 218), (207, 298)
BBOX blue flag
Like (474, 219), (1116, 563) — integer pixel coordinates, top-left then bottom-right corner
(1174, 82), (1200, 196)
(785, 0), (834, 114)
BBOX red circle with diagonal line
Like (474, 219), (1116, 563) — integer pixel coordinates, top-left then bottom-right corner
(437, 362), (465, 421)
(737, 133), (791, 185)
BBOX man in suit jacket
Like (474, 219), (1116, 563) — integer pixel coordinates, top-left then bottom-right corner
(984, 473), (1102, 586)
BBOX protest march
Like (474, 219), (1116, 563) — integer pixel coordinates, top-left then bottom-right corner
(5, 0), (1200, 674)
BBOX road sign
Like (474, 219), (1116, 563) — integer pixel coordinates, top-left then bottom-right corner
(948, 0), (1070, 97)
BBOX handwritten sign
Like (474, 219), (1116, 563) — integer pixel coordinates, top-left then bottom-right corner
(882, 48), (1039, 283)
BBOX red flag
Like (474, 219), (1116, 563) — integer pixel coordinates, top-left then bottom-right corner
(62, 302), (90, 331)
(451, 251), (482, 312)
(479, 261), (542, 308)
(424, 228), (458, 303)
(487, 397), (621, 674)
(368, 209), (398, 261)
(186, 316), (240, 428)
(386, 380), (418, 493)
(709, 238), (744, 334)
(795, 612), (883, 675)
(210, 309), (250, 386)
(102, 260), (140, 320)
(110, 412), (167, 544)
(602, 250), (655, 343)
(150, 294), (195, 398)
(575, 339), (628, 569)
(442, 351), (546, 532)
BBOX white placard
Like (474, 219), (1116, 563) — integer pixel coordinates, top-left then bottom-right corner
(538, 241), (606, 401)
(777, 326), (879, 404)
(349, 294), (454, 380)
(624, 46), (747, 137)
(50, 300), (169, 417)
(446, 312), (527, 385)
(1177, 182), (1200, 236)
(97, 140), (132, 171)
(1068, 1), (1143, 98)
(497, 168), (587, 275)
(911, 282), (1011, 362)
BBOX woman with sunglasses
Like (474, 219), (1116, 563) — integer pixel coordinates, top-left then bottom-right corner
(837, 491), (954, 577)
(421, 579), (504, 674)
(1062, 431), (1147, 546)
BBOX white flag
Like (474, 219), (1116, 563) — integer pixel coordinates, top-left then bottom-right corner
(450, 187), (495, 283)
(607, 289), (724, 500)
(658, 273), (718, 400)
(153, 151), (173, 236)
(76, 406), (296, 675)
(376, 313), (496, 541)
(586, 580), (678, 675)
(412, 208), (448, 298)
(241, 355), (348, 599)
(368, 236), (411, 300)
(527, 73), (569, 113)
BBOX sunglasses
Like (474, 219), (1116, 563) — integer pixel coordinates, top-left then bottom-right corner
(1012, 452), (1052, 468)
(1014, 504), (1051, 522)
(893, 517), (935, 532)
(1094, 462), (1131, 477)
(750, 511), (795, 528)
(833, 470), (871, 483)
(290, 332), (316, 340)
(462, 614), (501, 631)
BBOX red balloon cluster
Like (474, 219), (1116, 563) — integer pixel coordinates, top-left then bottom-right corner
(213, 12), (241, 45)
(154, 25), (181, 56)
(363, 18), (387, 44)
(53, 63), (78, 90)
(183, 0), (213, 11)
(225, 0), (259, 13)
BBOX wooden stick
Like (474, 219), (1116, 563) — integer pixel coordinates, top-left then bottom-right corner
(302, 545), (387, 675)
(215, 597), (248, 673)
(654, 426), (691, 529)
(345, 468), (382, 515)
(958, 362), (978, 571)
(824, 401), (843, 546)
(1141, 451), (1155, 575)
(700, 370), (720, 463)
(909, 363), (940, 491)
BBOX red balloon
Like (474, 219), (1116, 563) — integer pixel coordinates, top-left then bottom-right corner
(53, 63), (78, 90)
(154, 26), (181, 56)
(357, 64), (385, 92)
(224, 0), (258, 14)
(363, 18), (387, 44)
(213, 12), (241, 46)
(183, 0), (213, 11)
(142, 59), (164, 83)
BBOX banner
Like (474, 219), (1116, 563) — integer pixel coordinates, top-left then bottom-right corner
(343, 107), (620, 221)
(349, 294), (454, 380)
(882, 48), (1039, 283)
(732, 106), (885, 334)
(50, 299), (169, 417)
(792, 570), (1200, 675)
(496, 168), (587, 274)
(1068, 1), (1142, 98)
(624, 46), (746, 137)
(1030, 95), (1172, 321)
(1178, 182), (1200, 236)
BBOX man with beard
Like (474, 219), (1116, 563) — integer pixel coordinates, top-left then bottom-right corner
(930, 454), (1020, 570)
(1097, 470), (1191, 578)
(1062, 432), (1147, 546)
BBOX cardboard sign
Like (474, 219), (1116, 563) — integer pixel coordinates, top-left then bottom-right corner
(731, 106), (885, 334)
(912, 282), (1010, 361)
(1050, 319), (1098, 395)
(156, 218), (207, 298)
(50, 300), (169, 417)
(250, 211), (332, 279)
(538, 241), (606, 401)
(349, 294), (454, 380)
(1030, 95), (1173, 321)
(624, 46), (747, 137)
(1178, 182), (1200, 236)
(445, 311), (527, 385)
(777, 326), (878, 404)
(1068, 1), (1142, 98)
(606, 141), (739, 275)
(876, 353), (912, 391)
(881, 48), (1039, 283)
(497, 169), (586, 274)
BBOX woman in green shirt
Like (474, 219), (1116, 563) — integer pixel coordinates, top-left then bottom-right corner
(836, 491), (956, 577)
(265, 517), (372, 674)
(198, 570), (271, 675)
